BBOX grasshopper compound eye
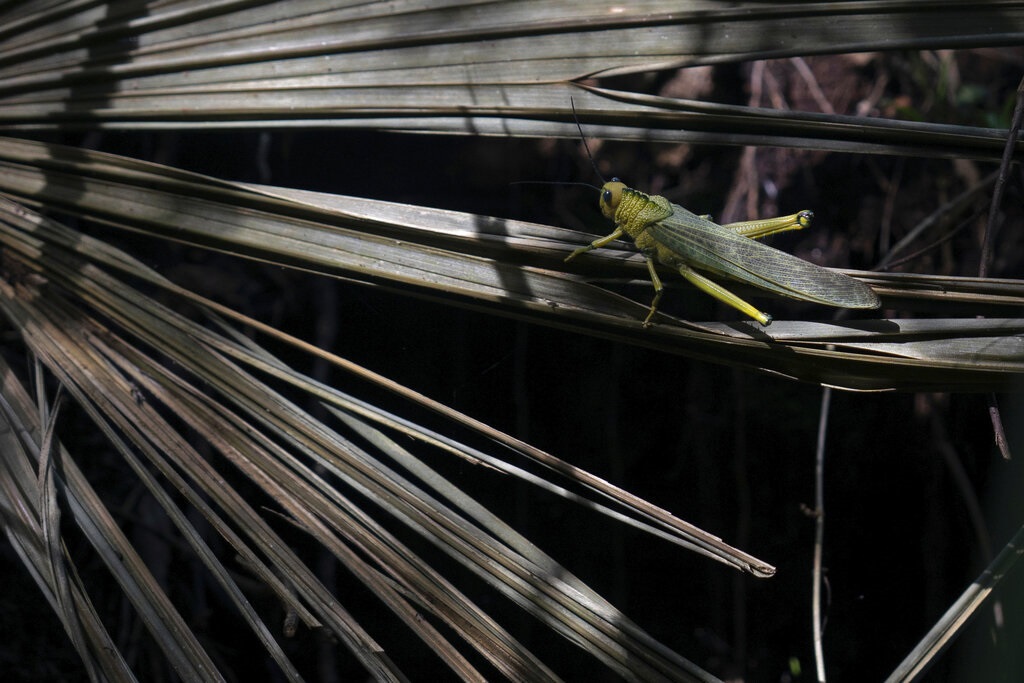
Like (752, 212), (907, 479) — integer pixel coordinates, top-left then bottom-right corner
(599, 180), (627, 219)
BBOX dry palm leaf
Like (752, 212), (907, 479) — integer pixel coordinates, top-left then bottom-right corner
(0, 0), (1021, 163)
(0, 191), (748, 680)
(0, 136), (1020, 391)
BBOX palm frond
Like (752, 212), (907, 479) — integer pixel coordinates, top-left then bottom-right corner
(0, 1), (1021, 160)
(1, 136), (1020, 391)
(1, 191), (744, 679)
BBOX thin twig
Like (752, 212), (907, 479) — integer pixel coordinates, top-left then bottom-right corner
(874, 171), (996, 270)
(790, 57), (835, 114)
(978, 75), (1024, 461)
(988, 394), (1011, 461)
(979, 76), (1024, 278)
(879, 207), (986, 270)
(812, 386), (832, 683)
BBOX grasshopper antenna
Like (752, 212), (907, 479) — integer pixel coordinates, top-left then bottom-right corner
(571, 97), (606, 185)
(508, 98), (604, 192)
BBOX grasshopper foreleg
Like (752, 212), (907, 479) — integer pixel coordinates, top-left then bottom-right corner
(565, 227), (627, 262)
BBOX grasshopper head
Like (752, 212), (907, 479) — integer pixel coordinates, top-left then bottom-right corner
(599, 179), (627, 220)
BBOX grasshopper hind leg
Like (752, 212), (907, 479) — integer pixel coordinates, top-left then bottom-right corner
(641, 254), (773, 326)
(721, 210), (813, 240)
(676, 264), (773, 326)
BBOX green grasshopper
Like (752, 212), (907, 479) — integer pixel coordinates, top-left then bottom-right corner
(565, 178), (881, 326)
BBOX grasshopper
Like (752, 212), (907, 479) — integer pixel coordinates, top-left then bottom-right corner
(565, 178), (881, 326)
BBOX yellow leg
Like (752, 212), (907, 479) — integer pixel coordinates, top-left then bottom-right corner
(720, 210), (813, 240)
(565, 227), (626, 261)
(677, 264), (773, 326)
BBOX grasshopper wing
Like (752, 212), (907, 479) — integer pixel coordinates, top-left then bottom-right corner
(648, 204), (880, 309)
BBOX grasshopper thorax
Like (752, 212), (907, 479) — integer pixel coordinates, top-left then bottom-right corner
(599, 178), (627, 220)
